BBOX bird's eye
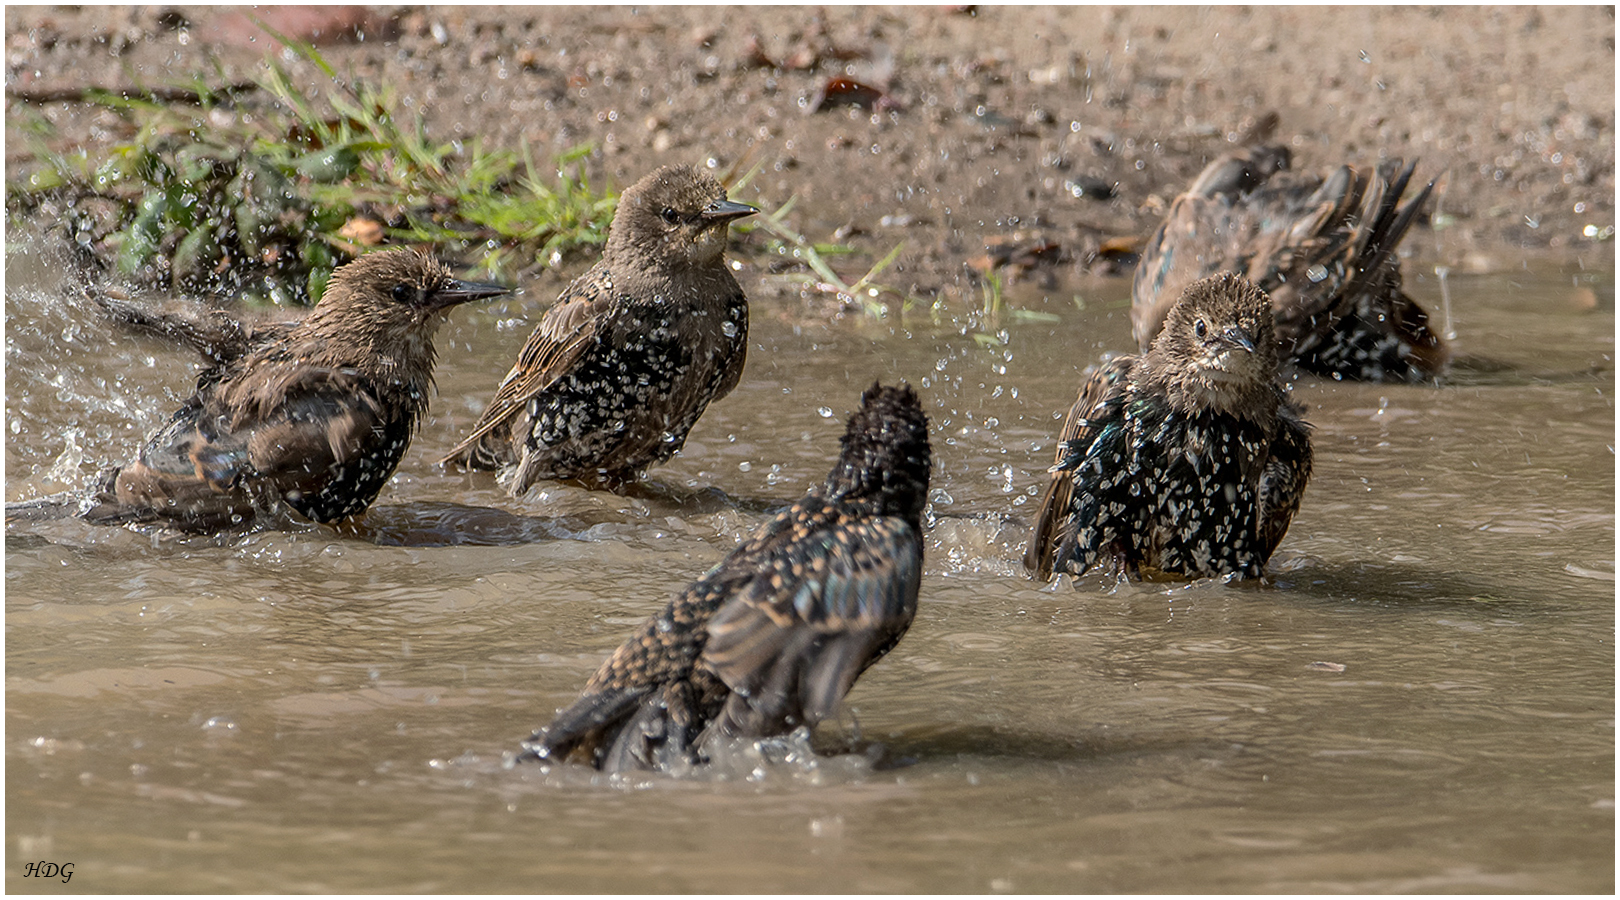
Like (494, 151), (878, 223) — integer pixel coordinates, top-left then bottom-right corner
(660, 207), (680, 225)
(1194, 318), (1208, 338)
(391, 284), (414, 304)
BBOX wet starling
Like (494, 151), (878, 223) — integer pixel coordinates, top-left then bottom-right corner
(521, 383), (932, 772)
(1133, 146), (1447, 382)
(1025, 273), (1312, 581)
(75, 249), (508, 531)
(440, 164), (756, 493)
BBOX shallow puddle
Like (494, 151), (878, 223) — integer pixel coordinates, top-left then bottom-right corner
(6, 241), (1614, 891)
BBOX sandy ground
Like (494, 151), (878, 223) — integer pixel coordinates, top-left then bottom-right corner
(4, 5), (1615, 301)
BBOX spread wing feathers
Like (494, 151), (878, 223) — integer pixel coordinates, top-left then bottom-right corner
(1024, 356), (1135, 580)
(439, 275), (609, 465)
(85, 370), (386, 527)
(89, 286), (297, 366)
(1269, 159), (1429, 329)
(1258, 405), (1314, 559)
(701, 514), (922, 735)
(1133, 152), (1433, 357)
(522, 683), (650, 765)
(209, 366), (390, 483)
(524, 667), (728, 772)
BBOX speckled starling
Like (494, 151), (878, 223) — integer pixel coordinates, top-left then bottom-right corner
(440, 164), (756, 493)
(521, 382), (932, 772)
(1025, 274), (1312, 582)
(76, 249), (508, 531)
(1133, 146), (1447, 382)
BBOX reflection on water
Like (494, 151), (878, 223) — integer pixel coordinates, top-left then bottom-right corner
(7, 240), (1614, 892)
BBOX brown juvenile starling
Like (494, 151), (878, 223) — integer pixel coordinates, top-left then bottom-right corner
(1025, 273), (1312, 581)
(75, 248), (508, 531)
(440, 164), (756, 493)
(1133, 146), (1447, 382)
(521, 383), (932, 773)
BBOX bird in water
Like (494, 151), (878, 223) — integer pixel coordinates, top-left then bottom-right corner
(1132, 145), (1446, 382)
(440, 164), (756, 494)
(1025, 273), (1312, 582)
(521, 383), (932, 773)
(51, 249), (508, 532)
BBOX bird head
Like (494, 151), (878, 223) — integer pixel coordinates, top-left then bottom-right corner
(299, 248), (509, 378)
(607, 165), (756, 270)
(1150, 273), (1280, 414)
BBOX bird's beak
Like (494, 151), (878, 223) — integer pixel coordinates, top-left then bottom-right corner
(432, 278), (512, 310)
(1220, 325), (1257, 353)
(701, 198), (758, 224)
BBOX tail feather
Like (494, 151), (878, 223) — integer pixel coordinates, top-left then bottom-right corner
(1023, 472), (1071, 581)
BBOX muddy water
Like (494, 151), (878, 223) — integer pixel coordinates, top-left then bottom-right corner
(6, 242), (1613, 892)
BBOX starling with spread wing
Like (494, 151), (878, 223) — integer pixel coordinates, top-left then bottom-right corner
(71, 249), (507, 531)
(522, 383), (932, 772)
(1133, 146), (1446, 382)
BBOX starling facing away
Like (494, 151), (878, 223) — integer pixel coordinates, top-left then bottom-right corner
(521, 383), (932, 773)
(440, 164), (756, 493)
(1025, 273), (1313, 582)
(74, 249), (508, 532)
(1133, 146), (1446, 382)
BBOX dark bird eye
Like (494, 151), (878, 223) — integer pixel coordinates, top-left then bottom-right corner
(391, 284), (414, 304)
(1194, 318), (1208, 338)
(660, 207), (680, 225)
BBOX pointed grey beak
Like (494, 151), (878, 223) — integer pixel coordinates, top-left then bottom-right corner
(1220, 325), (1257, 353)
(433, 278), (512, 309)
(701, 198), (758, 223)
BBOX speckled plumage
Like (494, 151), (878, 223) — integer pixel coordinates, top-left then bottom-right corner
(522, 383), (932, 772)
(441, 165), (755, 493)
(1133, 146), (1446, 382)
(1026, 274), (1312, 581)
(80, 249), (507, 531)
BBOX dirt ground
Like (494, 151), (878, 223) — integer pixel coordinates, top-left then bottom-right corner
(5, 5), (1615, 302)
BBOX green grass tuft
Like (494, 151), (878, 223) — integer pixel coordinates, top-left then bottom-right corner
(5, 41), (616, 305)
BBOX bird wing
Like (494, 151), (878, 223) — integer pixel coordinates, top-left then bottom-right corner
(523, 503), (923, 765)
(700, 510), (922, 733)
(708, 285), (750, 403)
(1258, 401), (1314, 559)
(1131, 191), (1210, 348)
(97, 366), (388, 528)
(237, 379), (389, 495)
(198, 363), (387, 496)
(90, 286), (299, 366)
(1024, 356), (1134, 580)
(1132, 146), (1291, 348)
(438, 273), (610, 465)
(522, 562), (741, 769)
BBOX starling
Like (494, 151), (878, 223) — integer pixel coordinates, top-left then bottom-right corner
(440, 164), (756, 493)
(1025, 273), (1312, 582)
(521, 383), (932, 772)
(73, 249), (508, 532)
(1133, 146), (1447, 382)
